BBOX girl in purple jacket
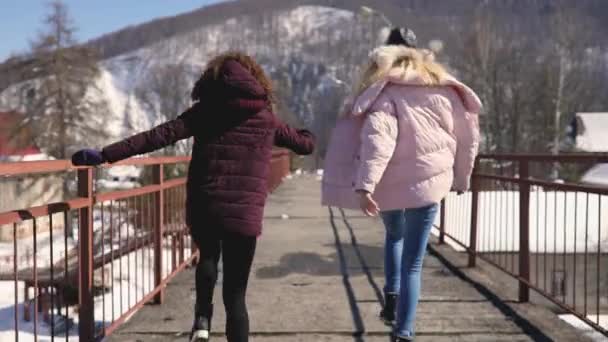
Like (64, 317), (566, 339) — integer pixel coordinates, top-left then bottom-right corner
(72, 52), (315, 342)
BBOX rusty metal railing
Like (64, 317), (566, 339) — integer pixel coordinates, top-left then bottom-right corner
(0, 150), (291, 341)
(436, 153), (608, 336)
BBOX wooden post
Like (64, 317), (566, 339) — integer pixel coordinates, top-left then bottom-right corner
(77, 168), (95, 341)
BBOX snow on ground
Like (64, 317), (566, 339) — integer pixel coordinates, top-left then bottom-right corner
(0, 230), (77, 275)
(0, 241), (189, 341)
(559, 314), (608, 342)
(434, 191), (608, 253)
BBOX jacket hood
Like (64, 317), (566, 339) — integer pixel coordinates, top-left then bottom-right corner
(197, 59), (269, 113)
(219, 60), (267, 99)
(351, 46), (482, 116)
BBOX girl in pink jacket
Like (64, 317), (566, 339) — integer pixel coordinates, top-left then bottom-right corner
(322, 29), (481, 341)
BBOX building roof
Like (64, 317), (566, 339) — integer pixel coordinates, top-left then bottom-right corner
(581, 163), (608, 186)
(0, 112), (41, 156)
(574, 112), (608, 152)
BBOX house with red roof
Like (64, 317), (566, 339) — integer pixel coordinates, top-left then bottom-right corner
(0, 111), (61, 240)
(0, 111), (48, 161)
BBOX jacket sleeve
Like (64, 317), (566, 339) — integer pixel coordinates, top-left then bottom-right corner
(102, 105), (197, 163)
(355, 98), (398, 194)
(274, 119), (315, 155)
(452, 107), (480, 191)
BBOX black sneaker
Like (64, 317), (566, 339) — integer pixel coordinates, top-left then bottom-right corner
(391, 333), (414, 341)
(379, 293), (397, 326)
(190, 315), (210, 341)
(190, 304), (213, 342)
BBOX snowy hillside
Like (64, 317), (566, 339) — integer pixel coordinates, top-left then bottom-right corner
(0, 5), (368, 153)
(98, 5), (359, 132)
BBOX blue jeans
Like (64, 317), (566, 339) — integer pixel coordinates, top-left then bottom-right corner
(380, 203), (438, 338)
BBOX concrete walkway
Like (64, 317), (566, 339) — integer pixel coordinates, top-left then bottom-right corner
(107, 176), (589, 342)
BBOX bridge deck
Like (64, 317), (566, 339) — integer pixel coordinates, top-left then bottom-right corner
(107, 176), (589, 341)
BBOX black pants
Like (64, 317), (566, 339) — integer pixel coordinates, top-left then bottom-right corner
(194, 230), (257, 342)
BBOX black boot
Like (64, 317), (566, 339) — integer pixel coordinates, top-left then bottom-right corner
(190, 304), (213, 342)
(379, 293), (397, 326)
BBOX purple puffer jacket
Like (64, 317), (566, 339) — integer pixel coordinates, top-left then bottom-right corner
(102, 60), (315, 237)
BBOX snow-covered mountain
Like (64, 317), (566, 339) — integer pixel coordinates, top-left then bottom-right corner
(1, 5), (370, 150)
(2, 0), (606, 156)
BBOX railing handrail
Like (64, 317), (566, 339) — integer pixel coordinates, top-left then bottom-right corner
(0, 156), (192, 177)
(477, 153), (608, 162)
(0, 149), (291, 177)
(439, 155), (608, 337)
(0, 152), (292, 340)
(474, 173), (608, 195)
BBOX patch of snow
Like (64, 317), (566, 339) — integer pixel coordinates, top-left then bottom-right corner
(0, 153), (53, 162)
(559, 314), (608, 341)
(432, 191), (608, 253)
(0, 238), (190, 341)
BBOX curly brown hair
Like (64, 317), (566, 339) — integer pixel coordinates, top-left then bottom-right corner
(191, 51), (275, 103)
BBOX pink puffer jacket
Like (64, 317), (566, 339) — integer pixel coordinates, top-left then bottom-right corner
(322, 47), (482, 211)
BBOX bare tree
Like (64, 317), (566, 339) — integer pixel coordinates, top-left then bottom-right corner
(15, 0), (109, 160)
(136, 62), (193, 156)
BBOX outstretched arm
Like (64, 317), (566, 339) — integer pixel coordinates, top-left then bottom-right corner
(274, 120), (315, 155)
(101, 105), (198, 163)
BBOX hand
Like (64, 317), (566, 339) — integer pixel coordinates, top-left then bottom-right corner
(451, 188), (465, 196)
(71, 149), (105, 166)
(357, 191), (379, 217)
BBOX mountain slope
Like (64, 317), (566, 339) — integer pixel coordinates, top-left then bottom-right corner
(1, 0), (607, 158)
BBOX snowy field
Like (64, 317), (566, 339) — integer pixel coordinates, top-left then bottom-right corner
(433, 189), (608, 337)
(559, 314), (608, 342)
(435, 191), (608, 253)
(0, 241), (187, 341)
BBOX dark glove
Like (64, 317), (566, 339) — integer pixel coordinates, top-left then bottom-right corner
(457, 191), (465, 195)
(71, 149), (105, 166)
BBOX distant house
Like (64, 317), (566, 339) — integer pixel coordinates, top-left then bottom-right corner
(0, 111), (63, 241)
(0, 112), (47, 161)
(571, 112), (608, 152)
(570, 112), (608, 186)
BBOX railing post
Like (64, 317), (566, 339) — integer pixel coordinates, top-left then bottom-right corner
(153, 164), (164, 304)
(77, 168), (95, 341)
(468, 160), (480, 267)
(439, 198), (446, 244)
(179, 231), (185, 265)
(519, 160), (530, 302)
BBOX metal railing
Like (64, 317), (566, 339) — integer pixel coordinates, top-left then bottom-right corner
(0, 150), (291, 341)
(437, 153), (608, 336)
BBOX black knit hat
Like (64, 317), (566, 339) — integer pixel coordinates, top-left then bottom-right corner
(385, 27), (417, 48)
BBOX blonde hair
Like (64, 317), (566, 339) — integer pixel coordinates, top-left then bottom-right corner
(356, 48), (449, 95)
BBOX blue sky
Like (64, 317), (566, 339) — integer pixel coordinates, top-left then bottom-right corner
(0, 0), (227, 61)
